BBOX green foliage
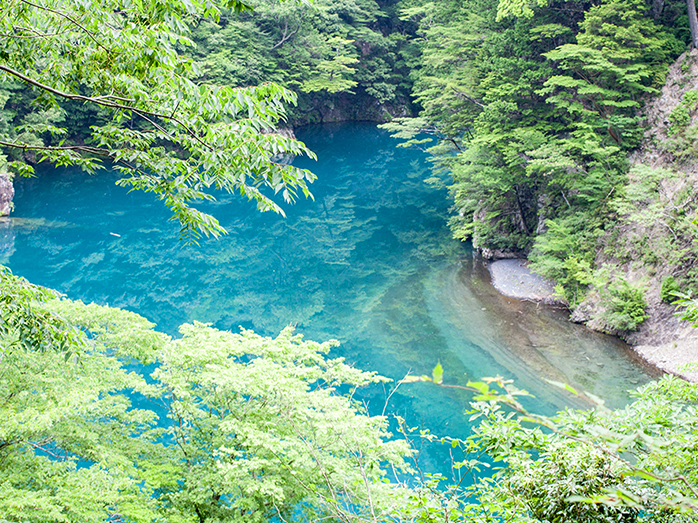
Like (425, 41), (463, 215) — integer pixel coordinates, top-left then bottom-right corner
(0, 274), (166, 521)
(405, 368), (698, 521)
(300, 36), (360, 94)
(190, 0), (415, 123)
(612, 166), (679, 227)
(3, 271), (698, 521)
(389, 0), (619, 253)
(544, 0), (677, 139)
(669, 103), (692, 134)
(661, 276), (681, 303)
(1, 272), (414, 522)
(605, 164), (698, 308)
(662, 87), (698, 161)
(529, 214), (600, 306)
(608, 165), (688, 264)
(3, 0), (698, 518)
(377, 117), (439, 150)
(601, 279), (649, 332)
(386, 0), (686, 311)
(496, 0), (548, 20)
(672, 292), (698, 327)
(0, 266), (85, 355)
(150, 323), (412, 522)
(663, 121), (698, 159)
(668, 90), (698, 135)
(468, 376), (698, 521)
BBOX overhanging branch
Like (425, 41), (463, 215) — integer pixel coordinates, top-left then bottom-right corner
(0, 138), (112, 157)
(0, 64), (214, 152)
(19, 0), (112, 53)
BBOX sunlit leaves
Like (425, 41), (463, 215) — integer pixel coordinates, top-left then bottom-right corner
(496, 0), (548, 21)
(301, 36), (359, 94)
(0, 277), (164, 522)
(411, 364), (698, 520)
(1, 280), (414, 522)
(0, 266), (85, 355)
(151, 323), (412, 521)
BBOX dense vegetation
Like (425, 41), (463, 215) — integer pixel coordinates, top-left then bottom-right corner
(381, 0), (698, 337)
(2, 266), (698, 521)
(1, 0), (698, 521)
(380, 0), (698, 333)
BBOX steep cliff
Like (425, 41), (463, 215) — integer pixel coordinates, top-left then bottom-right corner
(574, 50), (698, 382)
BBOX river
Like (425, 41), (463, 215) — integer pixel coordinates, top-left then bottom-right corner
(1, 122), (661, 480)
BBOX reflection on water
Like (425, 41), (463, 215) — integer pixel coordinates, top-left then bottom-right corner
(6, 122), (661, 480)
(0, 218), (15, 263)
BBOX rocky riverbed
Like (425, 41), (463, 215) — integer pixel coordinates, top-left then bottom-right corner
(488, 258), (698, 383)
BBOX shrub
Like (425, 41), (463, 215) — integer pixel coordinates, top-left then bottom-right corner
(602, 279), (649, 331)
(660, 275), (681, 303)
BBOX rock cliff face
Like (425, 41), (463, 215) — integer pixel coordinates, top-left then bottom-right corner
(290, 91), (412, 126)
(574, 50), (698, 382)
(0, 172), (13, 217)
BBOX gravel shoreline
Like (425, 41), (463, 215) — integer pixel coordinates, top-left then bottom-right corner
(487, 258), (698, 383)
(487, 259), (562, 305)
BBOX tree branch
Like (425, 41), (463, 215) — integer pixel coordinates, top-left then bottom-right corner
(1, 25), (62, 38)
(270, 13), (305, 50)
(0, 138), (112, 157)
(18, 0), (112, 54)
(0, 139), (165, 186)
(451, 87), (486, 109)
(0, 64), (214, 152)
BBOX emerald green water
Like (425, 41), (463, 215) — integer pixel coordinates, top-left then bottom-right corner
(2, 122), (660, 479)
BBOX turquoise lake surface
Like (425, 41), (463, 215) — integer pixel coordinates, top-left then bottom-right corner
(1, 122), (660, 481)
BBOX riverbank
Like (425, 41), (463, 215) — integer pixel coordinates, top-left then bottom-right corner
(487, 258), (698, 383)
(632, 339), (698, 383)
(488, 259), (562, 305)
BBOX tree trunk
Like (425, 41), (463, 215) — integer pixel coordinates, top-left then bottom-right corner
(513, 187), (531, 236)
(688, 0), (698, 49)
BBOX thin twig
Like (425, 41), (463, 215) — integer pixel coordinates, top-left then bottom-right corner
(19, 0), (112, 53)
(450, 87), (486, 109)
(0, 138), (112, 157)
(270, 13), (305, 50)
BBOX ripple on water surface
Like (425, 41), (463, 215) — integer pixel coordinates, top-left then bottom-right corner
(4, 122), (661, 481)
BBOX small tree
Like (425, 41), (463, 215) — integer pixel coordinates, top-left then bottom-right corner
(149, 323), (412, 522)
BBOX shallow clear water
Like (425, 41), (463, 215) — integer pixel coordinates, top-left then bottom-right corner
(2, 122), (661, 481)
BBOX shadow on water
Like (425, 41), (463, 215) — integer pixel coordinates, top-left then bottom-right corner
(5, 122), (662, 482)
